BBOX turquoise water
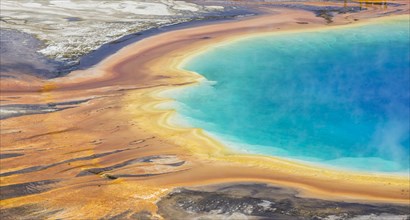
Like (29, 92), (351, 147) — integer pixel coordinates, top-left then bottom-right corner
(163, 18), (410, 173)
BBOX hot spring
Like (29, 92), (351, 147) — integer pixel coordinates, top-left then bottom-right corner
(161, 17), (410, 173)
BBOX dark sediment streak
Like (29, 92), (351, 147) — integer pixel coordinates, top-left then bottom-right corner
(0, 99), (90, 120)
(0, 153), (24, 159)
(76, 155), (184, 177)
(274, 4), (364, 23)
(0, 204), (62, 220)
(0, 179), (60, 200)
(0, 148), (133, 177)
(75, 155), (165, 177)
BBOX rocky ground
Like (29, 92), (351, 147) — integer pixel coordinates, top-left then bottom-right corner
(0, 0), (238, 78)
(157, 183), (410, 220)
(0, 0), (225, 62)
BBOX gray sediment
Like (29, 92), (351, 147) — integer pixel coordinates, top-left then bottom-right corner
(0, 179), (60, 200)
(0, 29), (68, 78)
(0, 204), (63, 220)
(0, 99), (90, 120)
(157, 183), (410, 220)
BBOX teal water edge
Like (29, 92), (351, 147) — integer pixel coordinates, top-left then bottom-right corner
(160, 17), (410, 174)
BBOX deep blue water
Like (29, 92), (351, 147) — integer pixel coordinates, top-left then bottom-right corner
(162, 18), (410, 173)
